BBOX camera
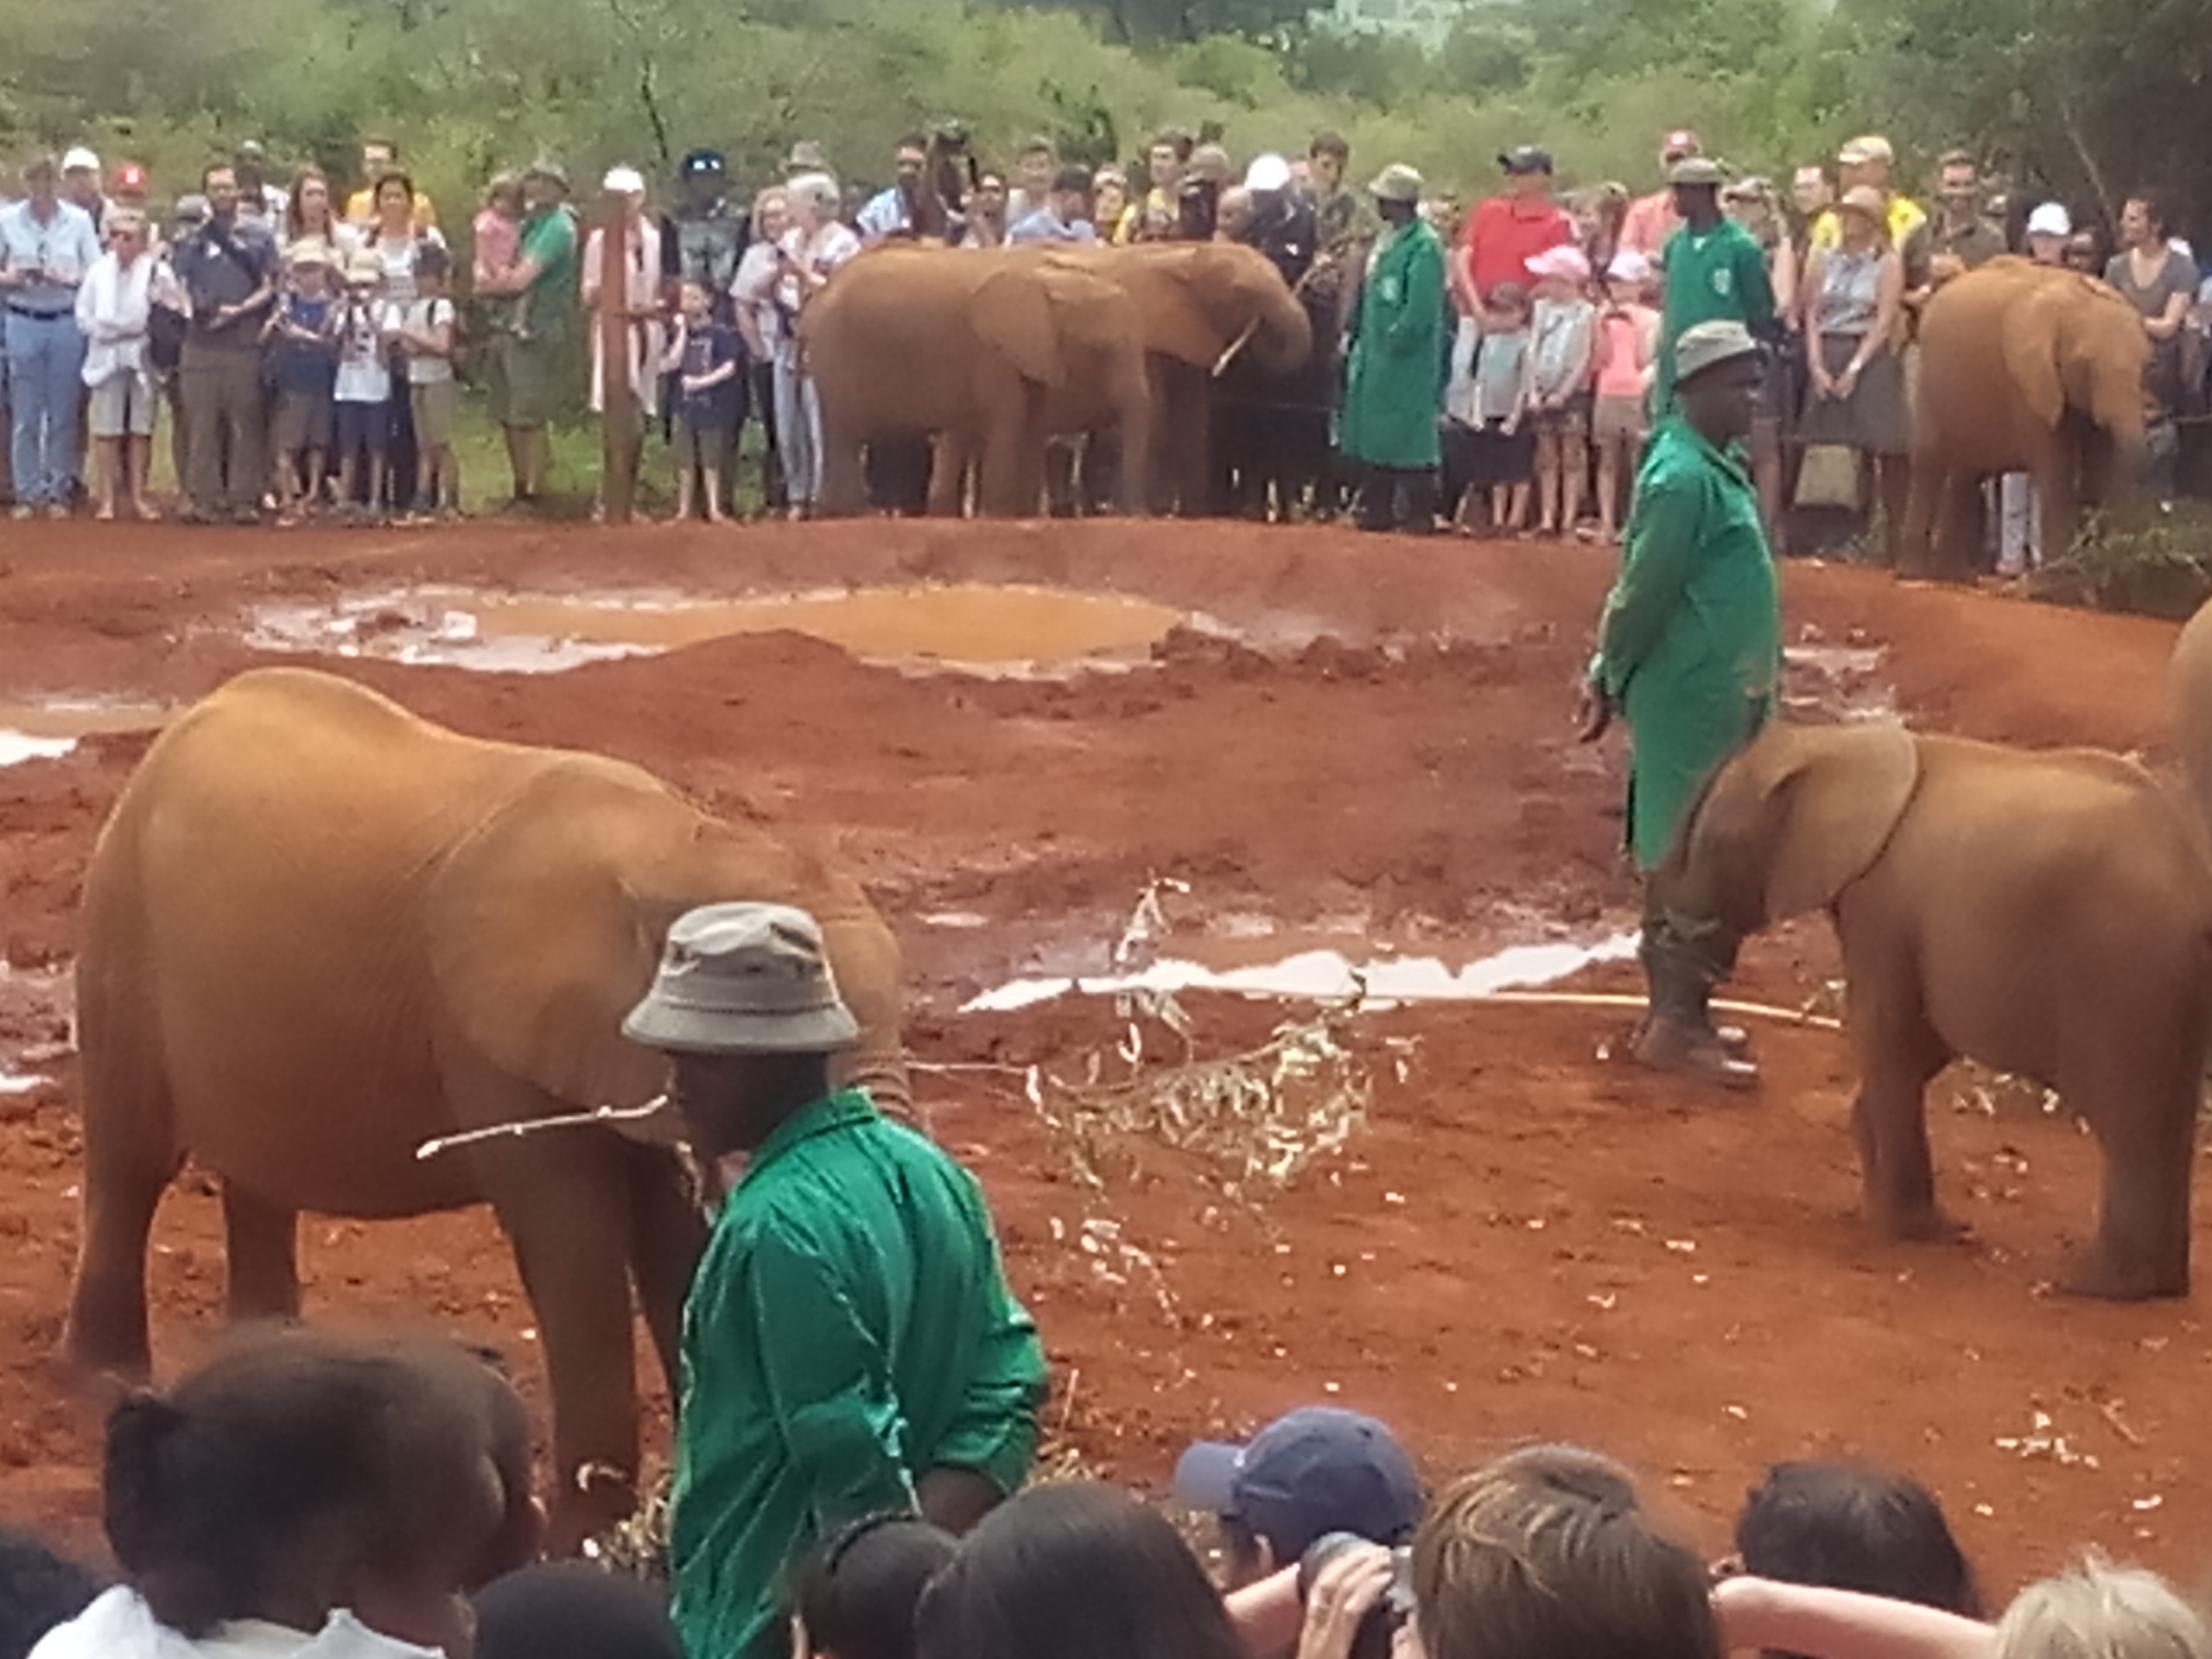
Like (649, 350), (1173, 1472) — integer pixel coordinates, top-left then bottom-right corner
(1299, 1531), (1414, 1659)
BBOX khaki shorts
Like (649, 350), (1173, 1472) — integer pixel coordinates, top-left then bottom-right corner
(272, 385), (333, 455)
(410, 378), (457, 447)
(1592, 394), (1648, 445)
(88, 372), (157, 438)
(485, 332), (569, 429)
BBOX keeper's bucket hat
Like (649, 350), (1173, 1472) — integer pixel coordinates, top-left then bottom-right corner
(623, 903), (861, 1055)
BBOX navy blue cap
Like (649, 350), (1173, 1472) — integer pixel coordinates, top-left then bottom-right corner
(680, 149), (728, 176)
(1173, 1407), (1423, 1561)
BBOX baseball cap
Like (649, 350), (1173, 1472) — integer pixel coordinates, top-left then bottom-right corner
(602, 165), (646, 195)
(111, 162), (148, 194)
(1526, 243), (1592, 283)
(62, 145), (101, 174)
(1173, 1407), (1423, 1562)
(680, 148), (727, 177)
(1838, 135), (1894, 167)
(2026, 201), (2072, 238)
(1498, 145), (1553, 175)
(1662, 130), (1700, 160)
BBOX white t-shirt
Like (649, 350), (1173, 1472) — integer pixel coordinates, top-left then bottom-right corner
(30, 1586), (446, 1659)
(394, 296), (455, 385)
(333, 295), (391, 403)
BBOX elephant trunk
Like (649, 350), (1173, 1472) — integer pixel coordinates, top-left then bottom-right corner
(1248, 289), (1314, 374)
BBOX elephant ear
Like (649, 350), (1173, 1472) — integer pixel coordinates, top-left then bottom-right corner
(1133, 245), (1239, 369)
(425, 760), (701, 1116)
(2001, 285), (2069, 431)
(974, 266), (1068, 388)
(1761, 722), (1922, 919)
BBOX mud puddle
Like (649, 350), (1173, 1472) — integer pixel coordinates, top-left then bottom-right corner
(1783, 638), (1895, 722)
(0, 701), (172, 765)
(963, 928), (1641, 1013)
(245, 583), (1198, 677)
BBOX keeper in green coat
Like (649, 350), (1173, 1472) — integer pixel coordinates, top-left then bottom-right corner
(1336, 162), (1446, 534)
(1581, 320), (1780, 1088)
(623, 902), (1047, 1659)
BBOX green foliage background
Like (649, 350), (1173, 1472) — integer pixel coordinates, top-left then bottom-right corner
(0, 0), (2202, 236)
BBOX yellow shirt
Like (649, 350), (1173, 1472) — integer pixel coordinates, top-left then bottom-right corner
(1808, 193), (1925, 251)
(344, 188), (440, 232)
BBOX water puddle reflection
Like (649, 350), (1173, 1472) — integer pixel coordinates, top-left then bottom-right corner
(245, 582), (1197, 677)
(963, 931), (1640, 1013)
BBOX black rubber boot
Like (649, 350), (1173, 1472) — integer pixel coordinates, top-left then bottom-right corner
(1633, 912), (1758, 1090)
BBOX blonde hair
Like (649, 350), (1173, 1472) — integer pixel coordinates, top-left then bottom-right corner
(786, 171), (841, 219)
(1414, 1446), (1719, 1659)
(1999, 1557), (2212, 1659)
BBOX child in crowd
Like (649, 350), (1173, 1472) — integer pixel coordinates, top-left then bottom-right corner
(393, 243), (460, 516)
(472, 172), (525, 335)
(332, 248), (394, 522)
(1459, 283), (1535, 534)
(28, 1328), (538, 1659)
(264, 240), (341, 525)
(1592, 249), (1659, 541)
(1522, 245), (1598, 537)
(795, 1514), (957, 1659)
(662, 278), (741, 522)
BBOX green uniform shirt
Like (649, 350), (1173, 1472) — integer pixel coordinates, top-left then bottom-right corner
(1652, 217), (1775, 410)
(1337, 217), (1446, 469)
(1595, 416), (1781, 868)
(519, 205), (580, 340)
(669, 1090), (1046, 1659)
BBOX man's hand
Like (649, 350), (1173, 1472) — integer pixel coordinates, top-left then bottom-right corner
(1575, 677), (1613, 742)
(1296, 1543), (1393, 1659)
(918, 1465), (1001, 1535)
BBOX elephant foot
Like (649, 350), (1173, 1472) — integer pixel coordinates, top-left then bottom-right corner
(2058, 1243), (2188, 1301)
(1631, 1017), (1758, 1091)
(1868, 1202), (1965, 1243)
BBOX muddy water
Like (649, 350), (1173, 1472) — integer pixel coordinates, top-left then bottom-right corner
(963, 930), (1642, 1013)
(246, 582), (1197, 676)
(0, 701), (173, 766)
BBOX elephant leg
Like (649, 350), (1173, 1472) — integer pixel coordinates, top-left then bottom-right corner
(625, 1141), (709, 1402)
(978, 394), (1035, 518)
(814, 405), (868, 518)
(927, 432), (969, 518)
(2034, 455), (2079, 569)
(221, 1180), (301, 1324)
(1845, 976), (1955, 1238)
(65, 1001), (180, 1375)
(66, 1132), (178, 1376)
(2059, 1062), (2196, 1300)
(1936, 470), (1984, 580)
(447, 1042), (648, 1551)
(1110, 364), (1153, 518)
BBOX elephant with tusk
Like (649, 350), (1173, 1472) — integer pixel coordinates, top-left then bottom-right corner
(66, 665), (907, 1551)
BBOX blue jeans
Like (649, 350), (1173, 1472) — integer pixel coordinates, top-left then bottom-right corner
(4, 309), (86, 505)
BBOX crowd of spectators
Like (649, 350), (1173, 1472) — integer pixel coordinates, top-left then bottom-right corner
(0, 125), (2202, 545)
(5, 1340), (2207, 1659)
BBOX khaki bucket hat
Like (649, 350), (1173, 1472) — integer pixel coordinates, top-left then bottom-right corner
(622, 903), (861, 1055)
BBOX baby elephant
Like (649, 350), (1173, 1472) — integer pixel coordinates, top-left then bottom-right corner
(1656, 721), (2212, 1298)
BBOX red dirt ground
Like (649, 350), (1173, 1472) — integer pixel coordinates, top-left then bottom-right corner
(0, 515), (2204, 1600)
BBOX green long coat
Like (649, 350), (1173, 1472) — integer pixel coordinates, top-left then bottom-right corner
(1593, 416), (1781, 868)
(1337, 217), (1446, 469)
